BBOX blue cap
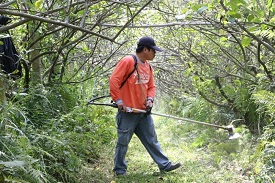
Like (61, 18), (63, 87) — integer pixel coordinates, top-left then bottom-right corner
(137, 36), (163, 52)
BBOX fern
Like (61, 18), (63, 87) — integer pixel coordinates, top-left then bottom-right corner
(4, 175), (30, 183)
(0, 138), (15, 157)
(0, 160), (25, 167)
(28, 167), (48, 183)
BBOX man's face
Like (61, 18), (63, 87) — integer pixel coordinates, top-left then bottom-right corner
(145, 47), (156, 60)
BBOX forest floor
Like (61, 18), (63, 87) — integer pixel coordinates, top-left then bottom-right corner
(79, 115), (256, 183)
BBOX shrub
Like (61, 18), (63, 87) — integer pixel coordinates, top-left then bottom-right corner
(0, 84), (116, 182)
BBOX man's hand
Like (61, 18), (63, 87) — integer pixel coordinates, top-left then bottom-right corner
(146, 99), (153, 108)
(146, 99), (153, 114)
(117, 102), (127, 112)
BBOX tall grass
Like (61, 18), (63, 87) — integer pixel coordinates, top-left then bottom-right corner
(0, 85), (116, 182)
(1, 85), (273, 182)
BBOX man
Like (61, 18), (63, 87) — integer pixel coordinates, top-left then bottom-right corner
(109, 36), (181, 176)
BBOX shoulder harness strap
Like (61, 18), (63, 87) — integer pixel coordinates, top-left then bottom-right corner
(119, 55), (138, 89)
(119, 55), (152, 89)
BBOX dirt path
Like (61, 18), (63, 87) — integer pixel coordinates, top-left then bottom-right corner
(80, 116), (255, 183)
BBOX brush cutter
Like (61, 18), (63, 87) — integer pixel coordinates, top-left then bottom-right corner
(87, 98), (240, 140)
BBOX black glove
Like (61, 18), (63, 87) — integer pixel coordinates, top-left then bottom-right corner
(145, 98), (153, 115)
(145, 106), (152, 115)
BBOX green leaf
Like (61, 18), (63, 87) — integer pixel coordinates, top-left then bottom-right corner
(197, 6), (208, 14)
(228, 17), (236, 23)
(261, 24), (268, 30)
(35, 0), (42, 10)
(247, 14), (254, 22)
(238, 0), (247, 6)
(248, 26), (258, 32)
(227, 11), (242, 18)
(220, 37), (227, 42)
(77, 10), (84, 16)
(241, 37), (252, 47)
(226, 1), (238, 11)
(268, 0), (273, 9)
(191, 4), (202, 11)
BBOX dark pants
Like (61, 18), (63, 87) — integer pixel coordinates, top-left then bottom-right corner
(113, 111), (171, 174)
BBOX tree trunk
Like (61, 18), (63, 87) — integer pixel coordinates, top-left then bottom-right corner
(30, 33), (42, 86)
(0, 77), (7, 105)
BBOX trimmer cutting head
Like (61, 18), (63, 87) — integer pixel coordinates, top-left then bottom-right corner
(226, 125), (241, 140)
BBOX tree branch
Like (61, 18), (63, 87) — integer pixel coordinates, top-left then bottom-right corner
(257, 43), (273, 81)
(0, 18), (30, 32)
(112, 0), (153, 40)
(0, 9), (115, 42)
(198, 90), (229, 108)
(214, 76), (234, 104)
(219, 0), (275, 54)
(0, 0), (17, 7)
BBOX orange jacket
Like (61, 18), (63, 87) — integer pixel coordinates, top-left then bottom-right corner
(110, 55), (156, 110)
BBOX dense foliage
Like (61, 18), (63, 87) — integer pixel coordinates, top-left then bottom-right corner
(0, 0), (274, 182)
(0, 84), (115, 182)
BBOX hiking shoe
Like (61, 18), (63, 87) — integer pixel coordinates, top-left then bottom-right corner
(163, 163), (182, 172)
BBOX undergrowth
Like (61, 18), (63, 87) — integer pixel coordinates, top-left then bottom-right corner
(0, 85), (116, 183)
(1, 86), (273, 182)
(79, 114), (257, 183)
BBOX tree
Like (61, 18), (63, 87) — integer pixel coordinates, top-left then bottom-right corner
(0, 0), (153, 90)
(141, 0), (275, 131)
